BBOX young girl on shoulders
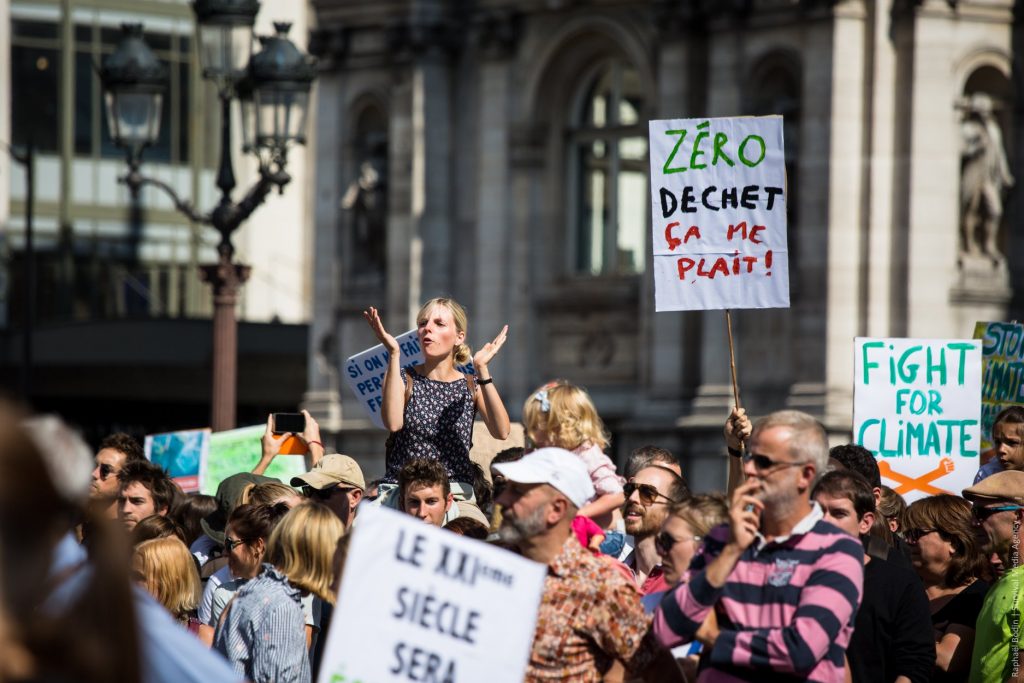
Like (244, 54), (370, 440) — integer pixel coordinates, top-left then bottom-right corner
(522, 380), (625, 529)
(364, 298), (510, 505)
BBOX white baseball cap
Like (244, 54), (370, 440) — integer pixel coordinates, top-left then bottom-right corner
(492, 447), (595, 508)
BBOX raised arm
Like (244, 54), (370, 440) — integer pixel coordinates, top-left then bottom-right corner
(363, 307), (405, 431)
(472, 325), (511, 440)
(724, 406), (751, 497)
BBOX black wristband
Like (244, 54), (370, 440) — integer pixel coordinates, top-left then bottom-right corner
(476, 377), (494, 386)
(727, 446), (743, 458)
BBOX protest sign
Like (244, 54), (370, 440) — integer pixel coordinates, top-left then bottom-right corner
(317, 505), (545, 683)
(145, 428), (210, 493)
(853, 337), (982, 502)
(344, 330), (475, 428)
(649, 116), (789, 311)
(203, 425), (306, 495)
(973, 321), (1024, 450)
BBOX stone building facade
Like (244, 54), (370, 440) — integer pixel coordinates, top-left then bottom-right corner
(304, 0), (1022, 490)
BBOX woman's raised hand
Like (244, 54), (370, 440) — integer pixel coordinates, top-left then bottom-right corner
(473, 324), (508, 370)
(363, 307), (400, 354)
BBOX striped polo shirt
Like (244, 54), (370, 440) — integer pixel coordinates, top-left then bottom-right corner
(653, 503), (864, 683)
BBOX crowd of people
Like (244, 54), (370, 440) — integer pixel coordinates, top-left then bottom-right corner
(0, 296), (1021, 683)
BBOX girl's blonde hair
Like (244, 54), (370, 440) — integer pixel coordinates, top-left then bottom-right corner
(238, 481), (298, 507)
(417, 298), (472, 365)
(133, 537), (200, 620)
(266, 502), (345, 604)
(522, 380), (609, 451)
(667, 494), (729, 537)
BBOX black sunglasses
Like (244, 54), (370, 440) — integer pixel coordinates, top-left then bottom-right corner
(903, 527), (937, 545)
(655, 530), (702, 554)
(98, 463), (116, 479)
(224, 536), (250, 552)
(743, 452), (804, 472)
(624, 482), (676, 506)
(971, 504), (1023, 522)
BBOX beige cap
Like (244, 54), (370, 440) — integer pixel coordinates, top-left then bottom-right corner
(962, 470), (1024, 505)
(291, 454), (365, 491)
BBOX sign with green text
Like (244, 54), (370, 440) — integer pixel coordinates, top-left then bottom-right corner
(853, 337), (982, 502)
(649, 116), (789, 311)
(973, 321), (1024, 450)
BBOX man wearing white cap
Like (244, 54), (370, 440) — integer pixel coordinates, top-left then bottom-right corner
(493, 447), (680, 682)
(291, 454), (365, 529)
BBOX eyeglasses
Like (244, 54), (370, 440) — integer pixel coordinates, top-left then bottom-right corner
(97, 463), (116, 479)
(655, 530), (702, 554)
(624, 482), (676, 506)
(224, 536), (250, 552)
(742, 452), (805, 472)
(903, 528), (937, 545)
(971, 504), (1023, 522)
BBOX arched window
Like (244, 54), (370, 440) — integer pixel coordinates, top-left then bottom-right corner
(568, 59), (648, 275)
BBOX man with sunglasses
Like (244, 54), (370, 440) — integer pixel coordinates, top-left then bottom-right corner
(493, 447), (683, 682)
(91, 432), (145, 519)
(654, 410), (865, 682)
(962, 470), (1024, 682)
(291, 454), (365, 529)
(622, 465), (689, 593)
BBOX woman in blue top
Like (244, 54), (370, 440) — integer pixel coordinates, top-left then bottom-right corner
(364, 298), (510, 509)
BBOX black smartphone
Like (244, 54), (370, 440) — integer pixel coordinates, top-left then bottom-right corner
(272, 412), (305, 434)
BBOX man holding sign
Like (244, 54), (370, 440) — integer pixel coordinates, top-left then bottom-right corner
(653, 411), (864, 682)
(493, 448), (680, 682)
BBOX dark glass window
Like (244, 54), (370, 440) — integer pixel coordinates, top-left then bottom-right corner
(11, 21), (60, 153)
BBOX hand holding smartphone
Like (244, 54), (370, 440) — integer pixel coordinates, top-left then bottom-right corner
(272, 413), (306, 434)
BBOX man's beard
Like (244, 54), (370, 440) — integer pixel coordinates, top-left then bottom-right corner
(623, 504), (663, 539)
(497, 504), (549, 545)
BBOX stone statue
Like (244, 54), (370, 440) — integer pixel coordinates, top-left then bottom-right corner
(341, 140), (388, 276)
(959, 93), (1014, 266)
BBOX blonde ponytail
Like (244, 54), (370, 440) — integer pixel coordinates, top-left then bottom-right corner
(455, 343), (472, 365)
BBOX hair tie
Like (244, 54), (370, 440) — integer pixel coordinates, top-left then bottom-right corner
(533, 389), (551, 413)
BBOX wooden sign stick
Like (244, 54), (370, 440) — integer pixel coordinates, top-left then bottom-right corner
(725, 309), (741, 410)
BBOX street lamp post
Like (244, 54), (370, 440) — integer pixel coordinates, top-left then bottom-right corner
(99, 7), (316, 431)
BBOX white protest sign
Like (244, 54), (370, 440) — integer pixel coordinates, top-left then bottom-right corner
(649, 116), (789, 311)
(317, 505), (546, 683)
(344, 330), (474, 428)
(853, 337), (982, 503)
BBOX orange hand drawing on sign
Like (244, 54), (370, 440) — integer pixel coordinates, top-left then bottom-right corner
(877, 458), (955, 497)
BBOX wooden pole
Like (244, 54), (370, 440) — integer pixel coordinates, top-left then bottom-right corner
(725, 309), (740, 408)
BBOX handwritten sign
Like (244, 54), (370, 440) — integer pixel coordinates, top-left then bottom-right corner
(973, 321), (1024, 450)
(145, 428), (210, 493)
(853, 337), (982, 502)
(649, 116), (789, 311)
(317, 505), (545, 683)
(344, 330), (474, 429)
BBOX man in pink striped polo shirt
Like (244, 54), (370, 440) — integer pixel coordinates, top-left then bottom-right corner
(653, 410), (865, 682)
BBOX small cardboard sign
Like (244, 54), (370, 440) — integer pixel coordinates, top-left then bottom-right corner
(853, 337), (982, 502)
(316, 505), (545, 683)
(649, 116), (789, 311)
